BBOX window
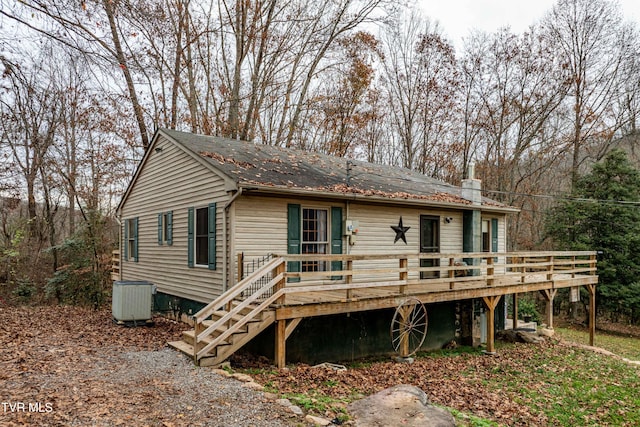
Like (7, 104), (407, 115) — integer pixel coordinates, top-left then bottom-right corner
(195, 207), (209, 265)
(482, 218), (498, 253)
(157, 211), (173, 245)
(482, 220), (490, 252)
(287, 204), (342, 281)
(302, 208), (328, 272)
(188, 204), (216, 269)
(124, 217), (138, 262)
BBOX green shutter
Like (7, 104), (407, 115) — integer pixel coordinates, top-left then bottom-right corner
(124, 219), (129, 260)
(208, 203), (217, 270)
(331, 207), (343, 280)
(187, 208), (194, 267)
(132, 217), (139, 262)
(491, 218), (498, 253)
(287, 204), (301, 282)
(167, 211), (173, 246)
(158, 214), (163, 245)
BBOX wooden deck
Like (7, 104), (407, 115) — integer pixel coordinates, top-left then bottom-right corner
(274, 251), (597, 317)
(171, 251), (598, 367)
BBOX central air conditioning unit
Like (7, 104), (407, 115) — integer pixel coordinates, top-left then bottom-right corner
(112, 280), (155, 325)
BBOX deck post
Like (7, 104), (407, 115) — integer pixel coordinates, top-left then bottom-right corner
(587, 284), (596, 346)
(482, 296), (500, 354)
(540, 289), (557, 329)
(275, 260), (286, 305)
(275, 318), (286, 368)
(237, 252), (244, 281)
(448, 258), (455, 289)
(193, 318), (201, 363)
(486, 256), (494, 286)
(399, 257), (408, 294)
(512, 293), (519, 329)
(346, 259), (353, 300)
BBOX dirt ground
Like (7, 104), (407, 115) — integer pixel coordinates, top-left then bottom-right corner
(0, 305), (298, 427)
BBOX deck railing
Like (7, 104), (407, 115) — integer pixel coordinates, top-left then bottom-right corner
(276, 251), (597, 302)
(111, 250), (120, 281)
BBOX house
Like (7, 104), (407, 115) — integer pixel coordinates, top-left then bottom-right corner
(115, 128), (598, 367)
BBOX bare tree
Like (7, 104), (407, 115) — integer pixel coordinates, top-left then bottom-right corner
(378, 11), (459, 177)
(0, 55), (60, 240)
(541, 0), (636, 187)
(2, 0), (152, 149)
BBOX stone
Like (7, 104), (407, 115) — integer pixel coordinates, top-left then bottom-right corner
(348, 384), (455, 427)
(497, 329), (544, 344)
(539, 327), (555, 337)
(276, 398), (292, 407)
(211, 368), (232, 377)
(231, 373), (254, 382)
(289, 405), (304, 416)
(305, 414), (332, 426)
(242, 381), (264, 391)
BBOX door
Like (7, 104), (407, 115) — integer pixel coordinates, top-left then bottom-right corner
(420, 215), (440, 279)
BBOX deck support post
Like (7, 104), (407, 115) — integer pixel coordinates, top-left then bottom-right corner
(486, 256), (494, 286)
(346, 259), (353, 300)
(275, 318), (286, 369)
(448, 258), (455, 289)
(540, 289), (557, 329)
(587, 284), (596, 346)
(399, 257), (408, 294)
(512, 293), (519, 329)
(482, 295), (501, 354)
(275, 261), (286, 305)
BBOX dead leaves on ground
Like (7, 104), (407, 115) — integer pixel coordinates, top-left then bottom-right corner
(247, 343), (566, 426)
(0, 305), (186, 426)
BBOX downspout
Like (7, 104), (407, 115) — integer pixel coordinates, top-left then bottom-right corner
(345, 200), (350, 254)
(115, 215), (123, 281)
(223, 187), (243, 291)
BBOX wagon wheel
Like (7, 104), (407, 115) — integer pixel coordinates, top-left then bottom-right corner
(390, 298), (428, 357)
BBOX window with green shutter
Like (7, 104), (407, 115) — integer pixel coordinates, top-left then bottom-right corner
(288, 204), (343, 281)
(188, 208), (194, 267)
(158, 211), (173, 246)
(482, 218), (499, 253)
(287, 204), (301, 281)
(491, 218), (498, 253)
(188, 205), (216, 269)
(125, 217), (138, 262)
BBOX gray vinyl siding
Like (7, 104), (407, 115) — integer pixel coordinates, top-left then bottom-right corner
(345, 204), (464, 282)
(120, 135), (229, 303)
(231, 195), (483, 284)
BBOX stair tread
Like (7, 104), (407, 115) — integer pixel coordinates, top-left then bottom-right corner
(198, 321), (245, 333)
(168, 340), (195, 354)
(210, 310), (246, 322)
(182, 329), (236, 342)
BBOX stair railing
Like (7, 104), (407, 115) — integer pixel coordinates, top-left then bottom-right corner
(192, 256), (285, 362)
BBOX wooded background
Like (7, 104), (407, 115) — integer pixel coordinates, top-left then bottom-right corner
(1, 0), (639, 320)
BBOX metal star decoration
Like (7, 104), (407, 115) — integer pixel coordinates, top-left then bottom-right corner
(391, 216), (410, 244)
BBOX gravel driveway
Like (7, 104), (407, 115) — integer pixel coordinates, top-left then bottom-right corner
(0, 306), (299, 426)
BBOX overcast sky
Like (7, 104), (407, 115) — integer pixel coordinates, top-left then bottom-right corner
(419, 0), (640, 49)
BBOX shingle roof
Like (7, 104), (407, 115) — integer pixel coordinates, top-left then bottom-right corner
(161, 128), (508, 209)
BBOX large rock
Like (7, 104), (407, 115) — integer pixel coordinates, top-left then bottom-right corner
(347, 384), (455, 427)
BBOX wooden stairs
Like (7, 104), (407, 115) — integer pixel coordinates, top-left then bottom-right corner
(168, 257), (286, 366)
